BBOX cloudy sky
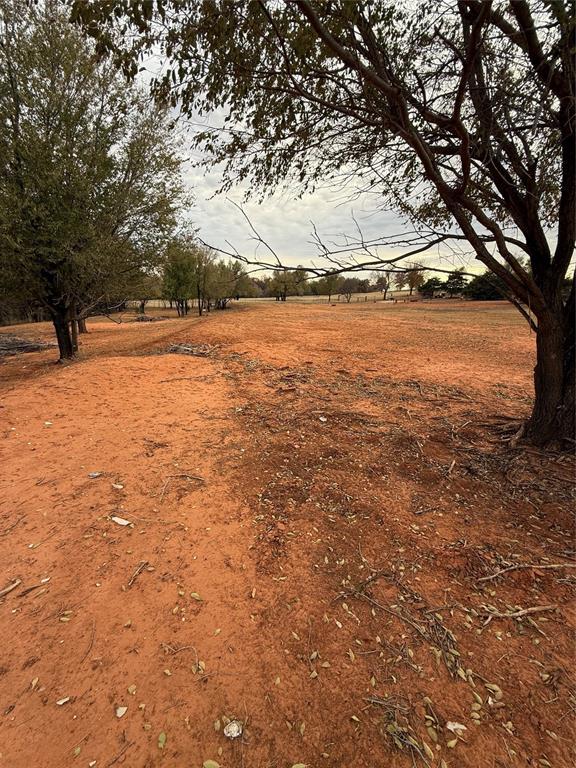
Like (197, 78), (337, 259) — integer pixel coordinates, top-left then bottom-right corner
(177, 119), (483, 279)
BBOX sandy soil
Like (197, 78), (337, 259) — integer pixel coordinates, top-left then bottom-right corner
(0, 301), (574, 768)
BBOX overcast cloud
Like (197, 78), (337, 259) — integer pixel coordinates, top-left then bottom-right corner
(182, 155), (485, 278)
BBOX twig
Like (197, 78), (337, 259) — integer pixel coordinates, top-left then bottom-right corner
(0, 578), (21, 598)
(127, 560), (149, 589)
(18, 583), (48, 597)
(80, 619), (96, 664)
(481, 604), (557, 625)
(0, 516), (25, 536)
(105, 741), (134, 768)
(168, 473), (205, 482)
(161, 643), (196, 656)
(478, 563), (576, 583)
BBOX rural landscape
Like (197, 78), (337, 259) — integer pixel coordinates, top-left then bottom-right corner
(0, 2), (574, 768)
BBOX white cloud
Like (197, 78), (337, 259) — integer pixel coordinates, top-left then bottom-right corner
(182, 161), (484, 277)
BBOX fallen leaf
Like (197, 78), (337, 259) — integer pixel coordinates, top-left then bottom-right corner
(203, 761), (220, 768)
(56, 697), (70, 706)
(111, 516), (131, 526)
(446, 721), (467, 734)
(158, 732), (167, 749)
(190, 592), (203, 601)
(447, 738), (458, 748)
(116, 706), (128, 718)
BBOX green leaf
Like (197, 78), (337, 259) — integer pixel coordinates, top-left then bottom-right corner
(158, 731), (167, 749)
(203, 761), (220, 768)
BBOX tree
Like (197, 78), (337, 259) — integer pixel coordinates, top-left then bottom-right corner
(406, 263), (426, 296)
(268, 268), (308, 301)
(445, 269), (468, 297)
(420, 277), (445, 298)
(0, 0), (183, 360)
(371, 271), (391, 300)
(464, 271), (508, 301)
(314, 273), (343, 302)
(133, 272), (162, 315)
(74, 2), (575, 444)
(162, 238), (201, 316)
(394, 272), (409, 292)
(340, 276), (360, 303)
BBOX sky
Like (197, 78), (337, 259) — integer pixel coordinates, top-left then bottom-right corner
(181, 150), (483, 279)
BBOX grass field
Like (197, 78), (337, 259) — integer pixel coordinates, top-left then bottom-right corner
(0, 301), (573, 768)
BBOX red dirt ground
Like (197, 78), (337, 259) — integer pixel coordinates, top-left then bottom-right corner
(0, 301), (574, 768)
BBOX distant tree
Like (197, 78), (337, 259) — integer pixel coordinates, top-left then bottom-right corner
(464, 271), (507, 301)
(134, 273), (162, 315)
(162, 239), (200, 315)
(269, 268), (308, 301)
(371, 271), (391, 300)
(340, 276), (361, 303)
(210, 259), (254, 308)
(0, 1), (182, 359)
(314, 273), (342, 302)
(445, 269), (468, 297)
(420, 277), (445, 298)
(406, 263), (426, 296)
(393, 272), (409, 292)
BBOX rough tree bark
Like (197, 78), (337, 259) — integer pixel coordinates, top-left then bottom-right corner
(526, 288), (575, 445)
(50, 304), (75, 360)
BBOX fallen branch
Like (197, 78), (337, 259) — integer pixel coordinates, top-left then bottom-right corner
(80, 619), (96, 664)
(481, 604), (557, 625)
(18, 582), (48, 597)
(0, 335), (56, 356)
(127, 560), (149, 589)
(0, 578), (21, 598)
(0, 516), (25, 536)
(161, 643), (197, 656)
(105, 741), (134, 768)
(478, 563), (576, 583)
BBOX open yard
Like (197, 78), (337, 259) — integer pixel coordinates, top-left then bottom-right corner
(0, 300), (574, 768)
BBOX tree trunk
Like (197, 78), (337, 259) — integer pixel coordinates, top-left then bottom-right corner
(69, 306), (79, 352)
(526, 308), (575, 445)
(51, 305), (75, 361)
(78, 317), (88, 333)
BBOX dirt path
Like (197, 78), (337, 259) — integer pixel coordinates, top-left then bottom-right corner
(0, 302), (574, 768)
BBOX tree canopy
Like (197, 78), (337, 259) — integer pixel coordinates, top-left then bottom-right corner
(0, 0), (184, 358)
